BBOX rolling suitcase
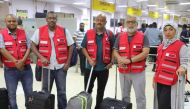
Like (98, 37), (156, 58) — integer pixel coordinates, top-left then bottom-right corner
(100, 65), (132, 109)
(184, 79), (190, 109)
(184, 91), (190, 109)
(0, 88), (9, 109)
(67, 67), (93, 109)
(27, 67), (55, 109)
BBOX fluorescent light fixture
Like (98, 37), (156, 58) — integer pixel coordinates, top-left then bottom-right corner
(187, 10), (190, 11)
(180, 2), (190, 5)
(166, 11), (173, 14)
(136, 0), (148, 2)
(147, 5), (156, 7)
(73, 2), (86, 5)
(142, 10), (147, 13)
(157, 8), (165, 10)
(117, 5), (127, 8)
(173, 14), (180, 16)
(0, 1), (4, 3)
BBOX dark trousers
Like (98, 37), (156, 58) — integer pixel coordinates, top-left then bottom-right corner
(149, 46), (158, 71)
(77, 48), (86, 75)
(42, 68), (67, 109)
(84, 69), (109, 109)
(157, 83), (171, 109)
(4, 65), (33, 109)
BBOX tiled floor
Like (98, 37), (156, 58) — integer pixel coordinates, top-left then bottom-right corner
(0, 62), (190, 109)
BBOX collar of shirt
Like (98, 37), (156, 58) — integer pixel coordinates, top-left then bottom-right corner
(7, 28), (17, 39)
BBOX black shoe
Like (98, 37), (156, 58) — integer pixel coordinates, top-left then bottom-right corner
(81, 73), (84, 76)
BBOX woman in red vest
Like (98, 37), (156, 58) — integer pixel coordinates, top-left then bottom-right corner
(153, 23), (188, 109)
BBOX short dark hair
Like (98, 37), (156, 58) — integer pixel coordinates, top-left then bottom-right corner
(17, 18), (22, 26)
(118, 22), (122, 26)
(183, 24), (187, 29)
(80, 22), (84, 25)
(152, 22), (157, 28)
(46, 11), (57, 18)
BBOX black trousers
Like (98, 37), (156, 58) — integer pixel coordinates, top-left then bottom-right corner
(77, 48), (86, 74)
(84, 69), (109, 109)
(157, 83), (171, 109)
(149, 46), (158, 71)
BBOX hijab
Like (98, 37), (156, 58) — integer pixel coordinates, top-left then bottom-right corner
(162, 23), (178, 49)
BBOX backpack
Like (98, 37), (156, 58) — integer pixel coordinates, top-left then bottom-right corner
(70, 43), (78, 67)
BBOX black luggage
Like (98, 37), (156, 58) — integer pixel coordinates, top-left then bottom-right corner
(100, 97), (132, 109)
(67, 67), (93, 109)
(27, 67), (55, 109)
(0, 88), (9, 109)
(100, 65), (132, 109)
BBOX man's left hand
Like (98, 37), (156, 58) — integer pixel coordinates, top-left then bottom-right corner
(63, 63), (69, 71)
(105, 63), (113, 69)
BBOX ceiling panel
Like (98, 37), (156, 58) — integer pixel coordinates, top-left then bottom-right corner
(36, 0), (190, 16)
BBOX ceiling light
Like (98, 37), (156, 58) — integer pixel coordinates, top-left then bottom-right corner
(142, 10), (147, 13)
(0, 1), (4, 3)
(180, 2), (190, 5)
(157, 8), (165, 10)
(117, 5), (127, 8)
(136, 0), (148, 2)
(73, 2), (86, 5)
(147, 5), (156, 7)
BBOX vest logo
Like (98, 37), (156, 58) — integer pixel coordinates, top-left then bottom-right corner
(18, 40), (26, 44)
(119, 47), (126, 50)
(133, 45), (142, 48)
(166, 53), (176, 58)
(4, 42), (13, 45)
(57, 38), (65, 43)
(40, 41), (48, 44)
(88, 40), (94, 44)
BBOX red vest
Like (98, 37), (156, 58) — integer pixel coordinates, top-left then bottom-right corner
(37, 25), (68, 66)
(1, 28), (30, 67)
(118, 31), (145, 73)
(154, 40), (184, 85)
(86, 29), (112, 64)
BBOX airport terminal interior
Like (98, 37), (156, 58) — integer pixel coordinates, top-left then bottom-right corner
(0, 0), (190, 109)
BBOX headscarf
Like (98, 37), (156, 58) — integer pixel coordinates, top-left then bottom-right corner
(162, 23), (178, 49)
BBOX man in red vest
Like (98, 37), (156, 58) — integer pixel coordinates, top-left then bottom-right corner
(31, 11), (74, 109)
(113, 16), (150, 109)
(0, 14), (33, 109)
(81, 14), (115, 109)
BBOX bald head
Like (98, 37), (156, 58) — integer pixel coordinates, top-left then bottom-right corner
(5, 14), (18, 31)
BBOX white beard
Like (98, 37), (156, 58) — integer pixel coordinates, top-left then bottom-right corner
(127, 27), (137, 33)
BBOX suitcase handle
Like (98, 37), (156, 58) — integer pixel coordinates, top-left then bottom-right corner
(85, 66), (94, 92)
(175, 76), (183, 109)
(41, 66), (51, 92)
(115, 65), (117, 99)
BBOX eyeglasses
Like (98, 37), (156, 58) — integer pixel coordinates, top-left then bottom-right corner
(126, 21), (137, 24)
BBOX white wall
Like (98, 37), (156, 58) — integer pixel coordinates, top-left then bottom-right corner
(9, 0), (54, 18)
(0, 2), (9, 19)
